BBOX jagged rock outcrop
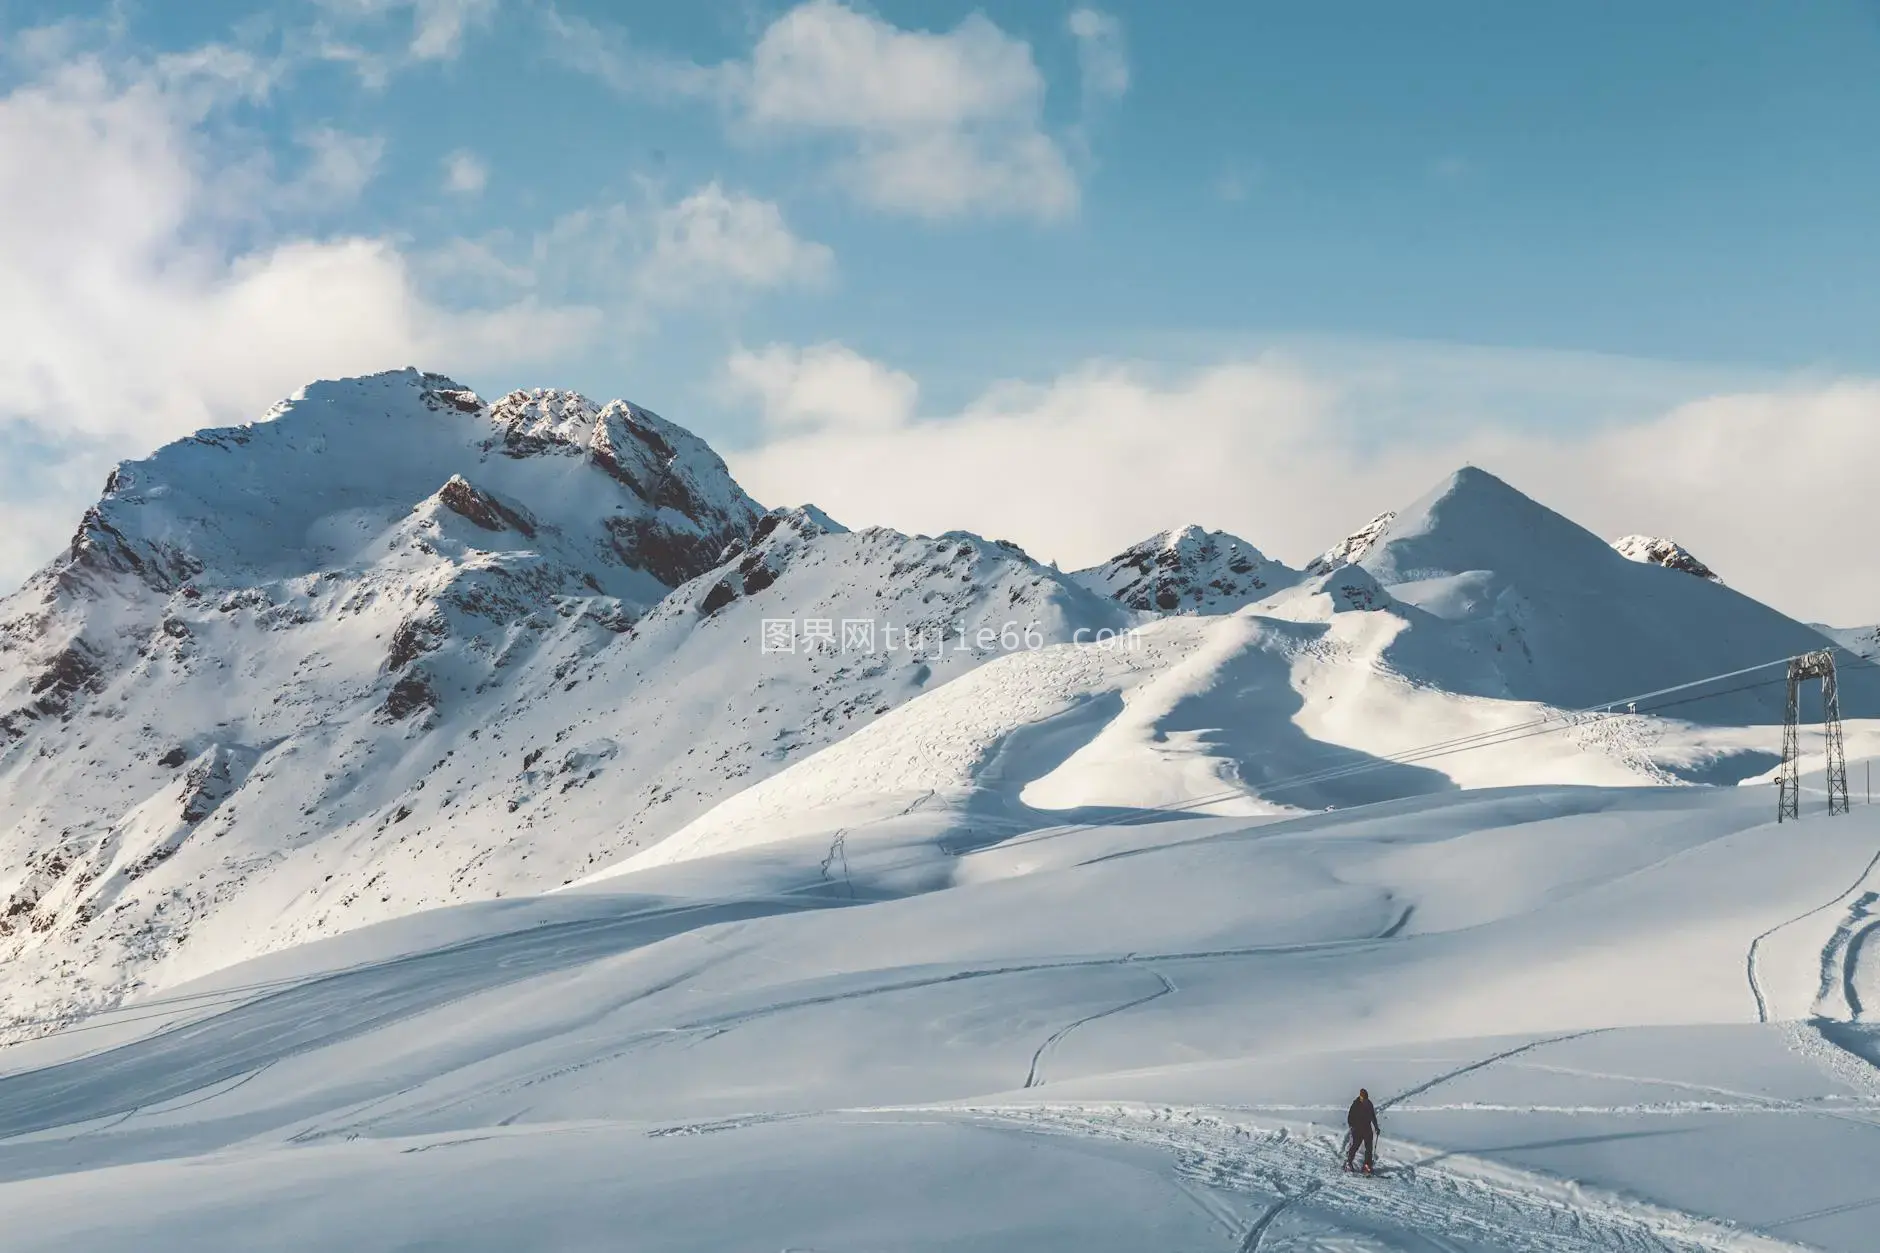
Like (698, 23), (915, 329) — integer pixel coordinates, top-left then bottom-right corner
(1073, 526), (1296, 613)
(1304, 512), (1395, 578)
(438, 476), (537, 537)
(1611, 535), (1721, 583)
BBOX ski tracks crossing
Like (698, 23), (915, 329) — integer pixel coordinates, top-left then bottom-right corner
(957, 1103), (1806, 1253)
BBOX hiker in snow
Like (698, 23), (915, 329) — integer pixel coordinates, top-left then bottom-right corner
(1345, 1088), (1380, 1173)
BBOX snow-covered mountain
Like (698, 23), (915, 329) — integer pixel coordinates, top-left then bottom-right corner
(1071, 525), (1296, 613)
(11, 375), (1880, 1251)
(603, 467), (1872, 878)
(1352, 468), (1850, 717)
(1611, 533), (1722, 582)
(0, 370), (1125, 1031)
(1, 374), (1870, 1037)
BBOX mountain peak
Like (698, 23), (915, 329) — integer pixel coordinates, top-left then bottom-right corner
(1072, 526), (1294, 614)
(1357, 465), (1615, 586)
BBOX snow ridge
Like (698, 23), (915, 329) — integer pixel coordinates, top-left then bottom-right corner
(1072, 525), (1296, 613)
(1304, 510), (1396, 577)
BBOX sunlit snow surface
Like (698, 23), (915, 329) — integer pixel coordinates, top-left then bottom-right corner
(7, 376), (1880, 1248)
(4, 778), (1880, 1250)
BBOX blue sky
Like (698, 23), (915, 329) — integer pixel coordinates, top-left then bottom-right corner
(4, 1), (1880, 618)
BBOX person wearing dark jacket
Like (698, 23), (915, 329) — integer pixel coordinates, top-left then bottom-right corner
(1345, 1088), (1380, 1172)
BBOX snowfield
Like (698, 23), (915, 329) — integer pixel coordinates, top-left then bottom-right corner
(3, 781), (1880, 1250)
(4, 371), (1880, 1248)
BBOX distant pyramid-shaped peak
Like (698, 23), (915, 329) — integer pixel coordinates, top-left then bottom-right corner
(1357, 466), (1617, 586)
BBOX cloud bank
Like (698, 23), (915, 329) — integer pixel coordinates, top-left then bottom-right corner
(724, 342), (1880, 625)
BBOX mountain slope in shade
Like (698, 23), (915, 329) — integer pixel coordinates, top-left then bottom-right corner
(1612, 534), (1722, 582)
(1071, 525), (1298, 613)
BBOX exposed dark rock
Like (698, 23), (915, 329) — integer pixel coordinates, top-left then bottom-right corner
(386, 614), (446, 671)
(740, 554), (777, 597)
(25, 644), (104, 723)
(438, 476), (537, 537)
(697, 580), (739, 616)
(1612, 535), (1722, 583)
(180, 750), (237, 824)
(1078, 526), (1280, 614)
(604, 515), (729, 588)
(1304, 512), (1396, 578)
(380, 670), (438, 722)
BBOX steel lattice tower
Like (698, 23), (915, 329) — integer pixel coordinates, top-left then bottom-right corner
(1778, 649), (1850, 821)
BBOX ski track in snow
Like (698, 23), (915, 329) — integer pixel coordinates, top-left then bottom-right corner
(1232, 1028), (1607, 1250)
(1746, 841), (1880, 1023)
(1379, 1030), (1609, 1112)
(951, 1104), (1800, 1253)
(1023, 964), (1176, 1089)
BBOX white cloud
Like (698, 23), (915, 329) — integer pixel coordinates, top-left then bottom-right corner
(547, 1), (1081, 222)
(636, 183), (834, 302)
(430, 182), (831, 310)
(743, 3), (1039, 132)
(313, 0), (496, 65)
(0, 43), (594, 588)
(409, 0), (497, 61)
(537, 7), (730, 101)
(442, 148), (488, 195)
(724, 343), (918, 433)
(1067, 9), (1128, 104)
(742, 1), (1075, 220)
(725, 343), (1880, 625)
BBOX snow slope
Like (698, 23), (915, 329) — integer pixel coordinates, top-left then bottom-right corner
(3, 779), (1880, 1250)
(6, 397), (1880, 1247)
(1816, 623), (1880, 659)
